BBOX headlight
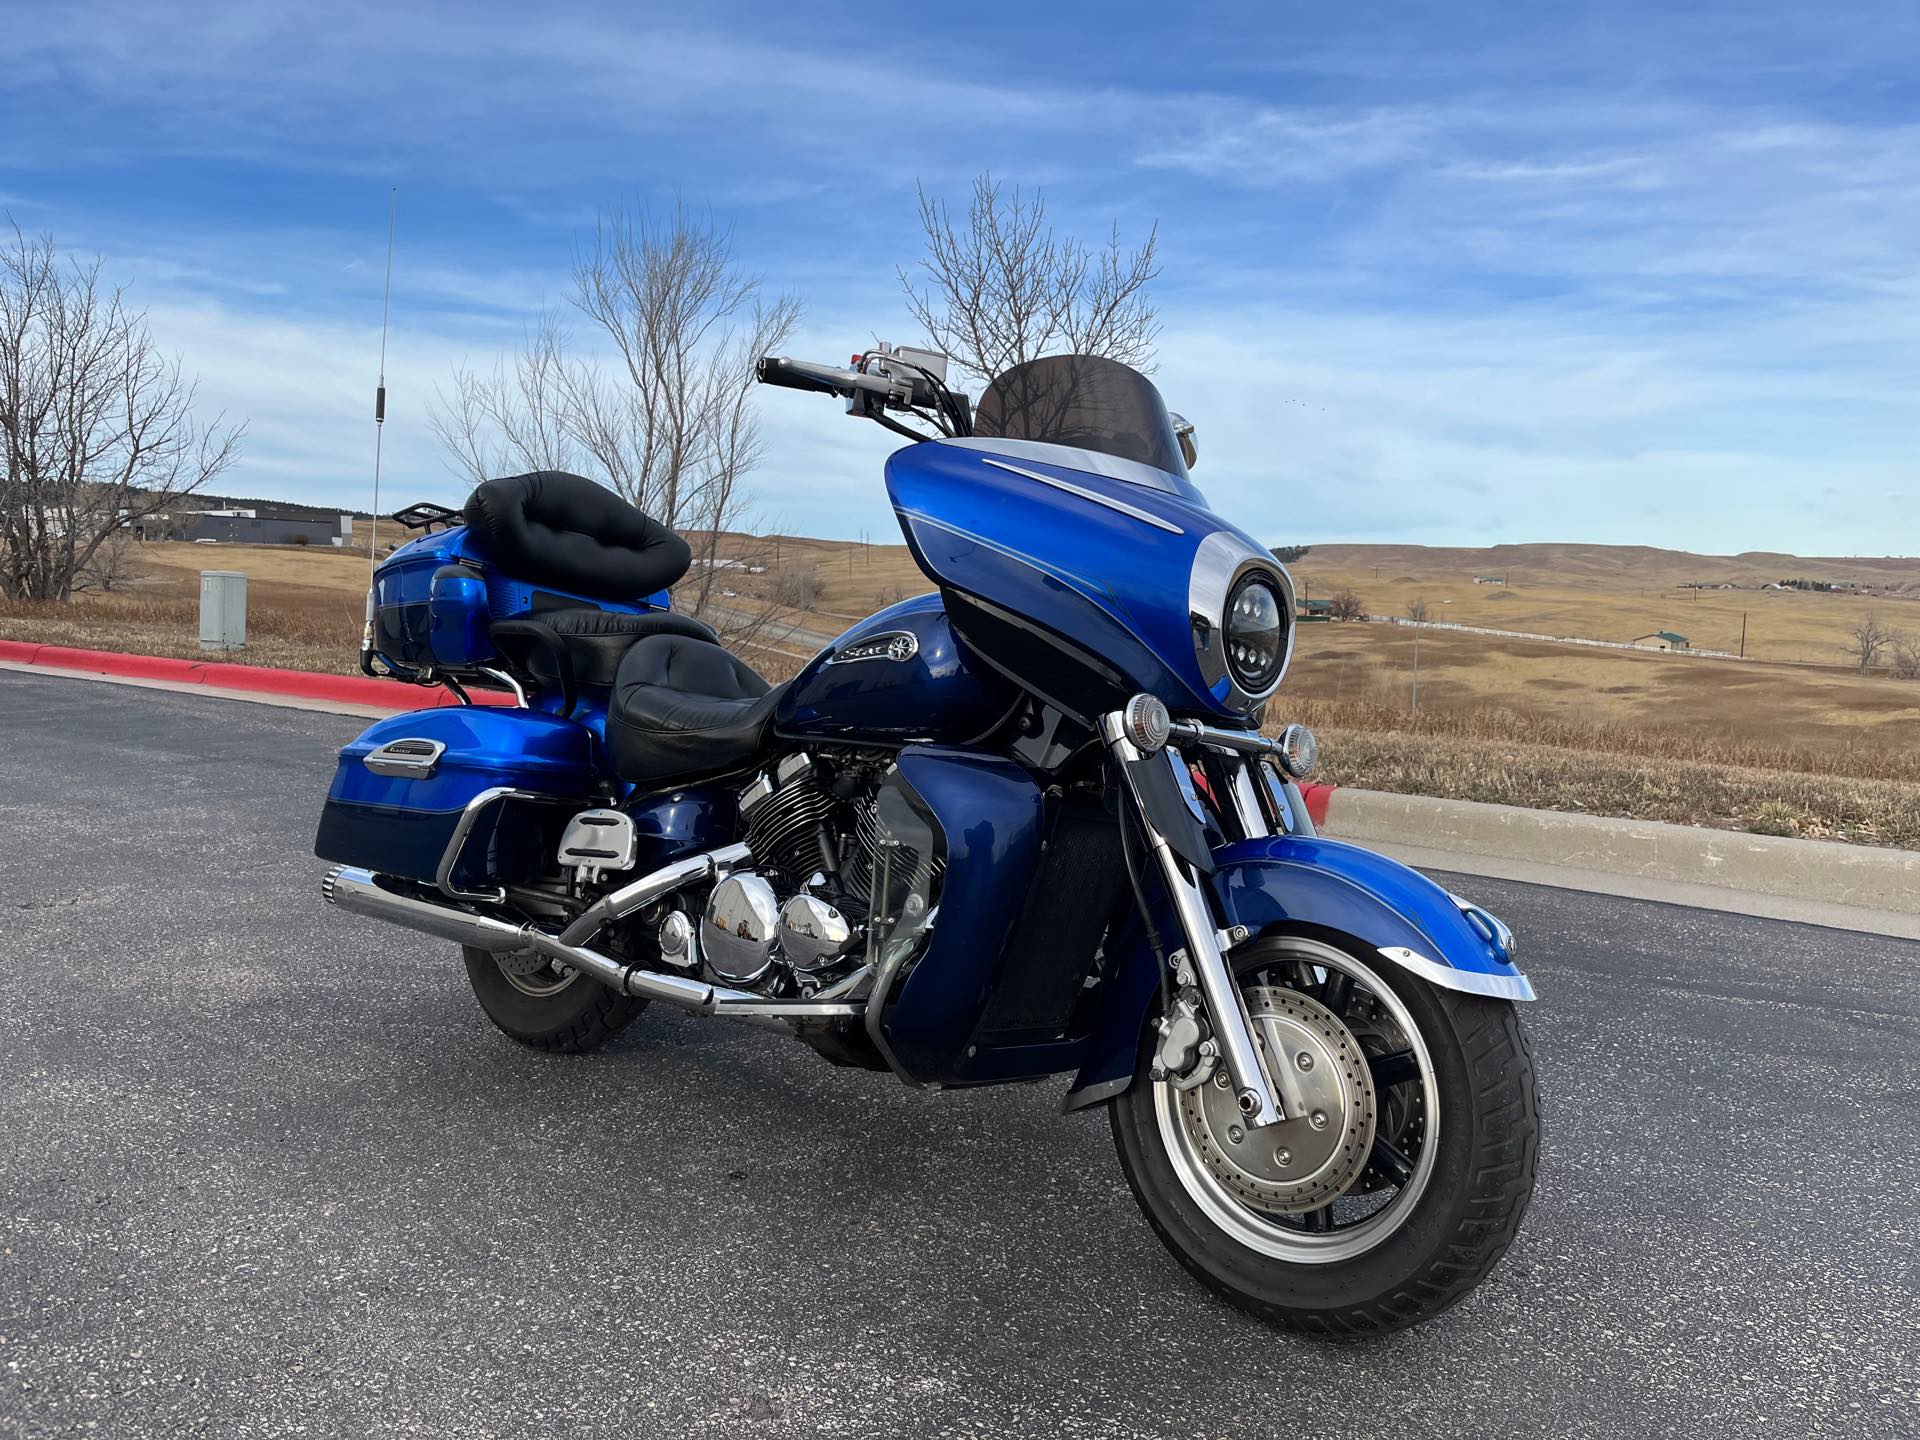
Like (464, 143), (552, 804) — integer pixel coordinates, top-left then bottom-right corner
(1224, 575), (1285, 692)
(1188, 532), (1296, 711)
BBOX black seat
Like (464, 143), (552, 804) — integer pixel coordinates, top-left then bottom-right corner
(608, 634), (782, 785)
(491, 606), (717, 691)
(465, 471), (690, 601)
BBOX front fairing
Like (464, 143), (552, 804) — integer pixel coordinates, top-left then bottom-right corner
(885, 438), (1287, 722)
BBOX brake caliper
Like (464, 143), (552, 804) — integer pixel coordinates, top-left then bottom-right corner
(1149, 950), (1220, 1092)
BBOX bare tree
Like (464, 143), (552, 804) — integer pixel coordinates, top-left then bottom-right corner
(431, 314), (586, 484)
(1846, 610), (1893, 672)
(1890, 637), (1920, 680)
(1406, 597), (1431, 625)
(71, 529), (134, 593)
(432, 206), (798, 642)
(769, 562), (824, 611)
(1329, 589), (1365, 621)
(0, 225), (242, 601)
(899, 174), (1159, 384)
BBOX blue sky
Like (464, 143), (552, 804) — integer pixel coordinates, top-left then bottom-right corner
(6, 2), (1917, 554)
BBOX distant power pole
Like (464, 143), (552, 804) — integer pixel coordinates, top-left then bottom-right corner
(1410, 621), (1421, 716)
(1739, 611), (1748, 659)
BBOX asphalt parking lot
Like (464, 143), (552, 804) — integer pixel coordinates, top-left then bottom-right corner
(1, 669), (1915, 1438)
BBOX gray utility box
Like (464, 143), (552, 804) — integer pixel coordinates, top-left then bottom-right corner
(198, 570), (248, 651)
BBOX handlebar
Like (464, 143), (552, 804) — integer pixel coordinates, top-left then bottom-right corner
(755, 355), (907, 404)
(757, 351), (973, 442)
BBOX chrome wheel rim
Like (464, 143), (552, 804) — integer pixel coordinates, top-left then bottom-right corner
(1154, 938), (1440, 1264)
(493, 948), (580, 999)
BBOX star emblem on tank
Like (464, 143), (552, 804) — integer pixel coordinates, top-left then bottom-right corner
(828, 630), (919, 664)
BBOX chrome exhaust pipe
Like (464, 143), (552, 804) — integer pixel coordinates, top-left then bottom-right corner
(322, 865), (526, 953)
(321, 865), (861, 1022)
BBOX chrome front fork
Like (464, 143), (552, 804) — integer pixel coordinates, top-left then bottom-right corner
(1101, 713), (1284, 1128)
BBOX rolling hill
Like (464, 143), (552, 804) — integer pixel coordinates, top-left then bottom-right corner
(1296, 542), (1920, 591)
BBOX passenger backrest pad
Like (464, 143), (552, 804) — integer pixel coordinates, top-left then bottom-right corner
(464, 471), (690, 601)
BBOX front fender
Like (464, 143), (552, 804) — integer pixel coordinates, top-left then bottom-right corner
(1062, 835), (1535, 1112)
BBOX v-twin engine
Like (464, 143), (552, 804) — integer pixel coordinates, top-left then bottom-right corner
(686, 751), (915, 992)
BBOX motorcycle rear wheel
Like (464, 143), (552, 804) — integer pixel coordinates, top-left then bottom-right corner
(462, 946), (648, 1054)
(1109, 934), (1539, 1336)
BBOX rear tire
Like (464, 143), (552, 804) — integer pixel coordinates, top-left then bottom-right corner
(461, 946), (648, 1054)
(1109, 935), (1539, 1336)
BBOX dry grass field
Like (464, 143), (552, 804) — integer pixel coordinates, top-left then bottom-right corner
(0, 543), (368, 673)
(5, 533), (1918, 845)
(1291, 541), (1920, 666)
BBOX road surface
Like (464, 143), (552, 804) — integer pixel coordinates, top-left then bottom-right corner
(0, 670), (1914, 1438)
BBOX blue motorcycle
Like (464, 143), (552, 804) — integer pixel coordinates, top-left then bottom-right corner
(317, 347), (1539, 1333)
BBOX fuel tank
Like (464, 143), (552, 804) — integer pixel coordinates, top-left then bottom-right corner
(774, 592), (1017, 745)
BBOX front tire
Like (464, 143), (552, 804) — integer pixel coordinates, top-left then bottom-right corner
(1110, 935), (1539, 1336)
(461, 945), (648, 1054)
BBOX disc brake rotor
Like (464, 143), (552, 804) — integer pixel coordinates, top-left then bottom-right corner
(1176, 985), (1377, 1215)
(494, 949), (551, 977)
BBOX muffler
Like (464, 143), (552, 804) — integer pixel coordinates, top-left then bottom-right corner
(320, 865), (862, 1022)
(322, 864), (525, 952)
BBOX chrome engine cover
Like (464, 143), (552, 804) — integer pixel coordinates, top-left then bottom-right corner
(701, 872), (781, 983)
(778, 894), (855, 973)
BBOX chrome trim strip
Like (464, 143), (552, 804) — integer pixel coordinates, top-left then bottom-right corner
(1376, 946), (1537, 1003)
(942, 436), (1191, 496)
(898, 509), (1093, 595)
(1280, 777), (1318, 839)
(978, 457), (1184, 535)
(1225, 761), (1270, 841)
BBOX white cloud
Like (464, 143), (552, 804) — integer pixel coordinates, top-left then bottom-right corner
(10, 3), (1917, 558)
(1153, 300), (1918, 554)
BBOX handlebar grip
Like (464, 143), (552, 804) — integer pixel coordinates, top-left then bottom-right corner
(756, 356), (852, 395)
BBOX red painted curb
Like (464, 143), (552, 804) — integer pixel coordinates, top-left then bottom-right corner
(33, 645), (206, 684)
(1301, 782), (1335, 826)
(2, 641), (511, 710)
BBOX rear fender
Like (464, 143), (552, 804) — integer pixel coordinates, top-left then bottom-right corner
(1062, 834), (1534, 1112)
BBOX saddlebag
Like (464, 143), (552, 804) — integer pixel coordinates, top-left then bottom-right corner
(314, 706), (599, 891)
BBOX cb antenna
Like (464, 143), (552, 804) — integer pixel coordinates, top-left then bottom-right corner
(368, 188), (397, 585)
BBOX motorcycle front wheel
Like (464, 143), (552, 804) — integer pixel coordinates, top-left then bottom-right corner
(1109, 934), (1539, 1336)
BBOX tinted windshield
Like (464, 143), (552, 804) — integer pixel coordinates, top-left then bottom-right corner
(974, 355), (1190, 482)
